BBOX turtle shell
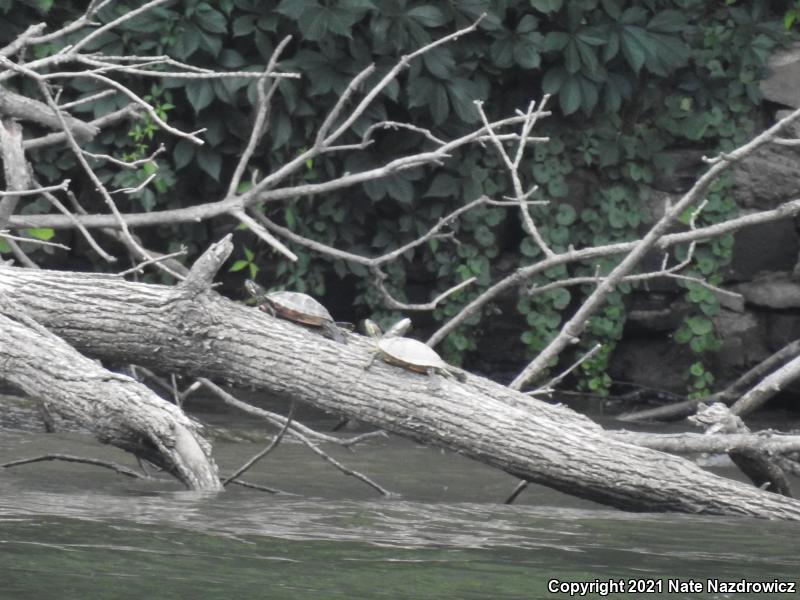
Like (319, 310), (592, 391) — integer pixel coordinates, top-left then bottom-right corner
(265, 291), (333, 326)
(377, 337), (447, 372)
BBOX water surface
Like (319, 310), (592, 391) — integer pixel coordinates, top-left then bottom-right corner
(1, 395), (798, 599)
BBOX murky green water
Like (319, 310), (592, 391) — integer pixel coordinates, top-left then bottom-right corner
(1, 395), (798, 599)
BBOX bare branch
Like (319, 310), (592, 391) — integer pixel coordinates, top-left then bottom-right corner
(4, 238), (39, 268)
(0, 230), (70, 250)
(117, 247), (188, 277)
(0, 180), (70, 197)
(68, 0), (174, 55)
(2, 453), (147, 479)
(23, 104), (140, 150)
(222, 402), (295, 486)
(197, 379), (390, 496)
(235, 209), (298, 262)
(226, 35), (293, 198)
(426, 198), (800, 347)
(0, 71), (99, 140)
(475, 96), (553, 257)
(730, 354), (800, 417)
(33, 78), (182, 279)
(375, 271), (476, 312)
(534, 343), (603, 394)
(509, 105), (800, 390)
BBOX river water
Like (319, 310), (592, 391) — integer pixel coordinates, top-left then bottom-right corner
(1, 394), (798, 599)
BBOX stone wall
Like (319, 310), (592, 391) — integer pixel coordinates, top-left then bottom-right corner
(608, 43), (800, 393)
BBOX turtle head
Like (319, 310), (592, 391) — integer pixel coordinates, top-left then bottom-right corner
(244, 279), (265, 301)
(363, 319), (383, 339)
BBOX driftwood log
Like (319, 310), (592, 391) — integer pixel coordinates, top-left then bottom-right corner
(2, 236), (800, 519)
(0, 301), (221, 490)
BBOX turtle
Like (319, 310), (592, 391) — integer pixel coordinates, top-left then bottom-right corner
(245, 279), (347, 344)
(364, 318), (465, 381)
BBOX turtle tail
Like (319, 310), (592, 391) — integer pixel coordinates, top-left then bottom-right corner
(322, 321), (348, 344)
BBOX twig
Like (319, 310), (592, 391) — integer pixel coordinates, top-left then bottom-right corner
(227, 479), (285, 494)
(508, 104), (800, 390)
(374, 271), (476, 312)
(254, 195), (488, 268)
(618, 340), (800, 422)
(198, 378), (384, 447)
(222, 402), (295, 486)
(504, 480), (528, 505)
(235, 209), (298, 262)
(198, 379), (390, 495)
(426, 199), (800, 347)
(730, 354), (800, 417)
(0, 180), (70, 196)
(4, 238), (38, 268)
(0, 230), (70, 250)
(475, 96), (554, 257)
(117, 247), (187, 277)
(534, 343), (603, 394)
(226, 35), (292, 198)
(32, 78), (183, 280)
(2, 453), (147, 479)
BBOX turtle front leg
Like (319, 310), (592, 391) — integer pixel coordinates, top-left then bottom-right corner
(364, 349), (379, 370)
(437, 366), (467, 383)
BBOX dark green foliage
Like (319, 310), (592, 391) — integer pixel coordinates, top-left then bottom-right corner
(0, 0), (795, 391)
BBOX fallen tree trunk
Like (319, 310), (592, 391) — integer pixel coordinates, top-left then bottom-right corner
(0, 300), (222, 490)
(2, 239), (800, 519)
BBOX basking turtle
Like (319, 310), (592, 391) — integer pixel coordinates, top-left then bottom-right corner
(364, 319), (465, 381)
(245, 279), (347, 344)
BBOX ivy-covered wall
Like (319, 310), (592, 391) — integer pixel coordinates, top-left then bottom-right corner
(1, 0), (796, 393)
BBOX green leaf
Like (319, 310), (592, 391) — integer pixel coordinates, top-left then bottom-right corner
(491, 37), (514, 68)
(686, 316), (713, 336)
(423, 48), (455, 79)
(517, 14), (539, 34)
(407, 5), (448, 27)
(647, 10), (686, 33)
(542, 66), (567, 94)
(218, 49), (246, 68)
(173, 139), (195, 171)
(559, 75), (581, 114)
(555, 204), (576, 225)
(514, 35), (542, 69)
(430, 83), (449, 123)
(174, 25), (201, 60)
(551, 288), (571, 309)
(232, 14), (256, 37)
(229, 259), (249, 272)
(425, 173), (458, 198)
(689, 336), (707, 353)
(620, 28), (646, 74)
(689, 361), (705, 376)
(276, 0), (317, 20)
(24, 227), (55, 241)
(674, 326), (692, 344)
(185, 79), (214, 113)
(530, 0), (562, 14)
(197, 147), (222, 181)
(543, 31), (569, 52)
(195, 3), (227, 34)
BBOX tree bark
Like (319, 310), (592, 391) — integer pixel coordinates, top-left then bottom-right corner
(2, 255), (800, 519)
